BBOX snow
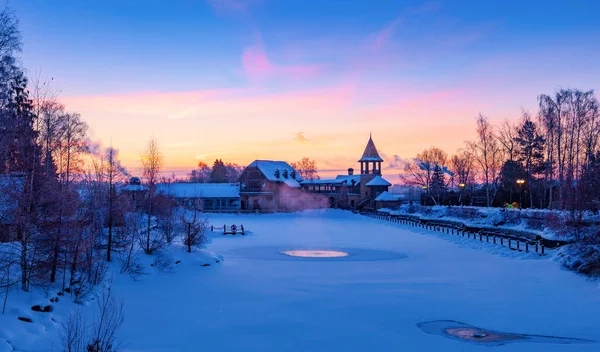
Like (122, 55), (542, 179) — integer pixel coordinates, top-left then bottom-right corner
(334, 174), (361, 185)
(157, 183), (240, 198)
(119, 184), (147, 192)
(247, 160), (303, 186)
(366, 175), (392, 186)
(374, 191), (399, 202)
(2, 210), (600, 351)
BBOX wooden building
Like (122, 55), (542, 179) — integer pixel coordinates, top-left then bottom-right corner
(157, 183), (240, 211)
(300, 135), (394, 210)
(239, 160), (327, 211)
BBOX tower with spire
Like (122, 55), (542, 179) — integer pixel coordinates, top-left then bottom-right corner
(358, 134), (391, 207)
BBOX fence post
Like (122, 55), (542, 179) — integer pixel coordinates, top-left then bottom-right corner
(486, 234), (489, 242)
(224, 224), (226, 233)
(479, 233), (482, 242)
(500, 237), (503, 245)
(211, 225), (214, 231)
(508, 238), (511, 249)
(525, 242), (528, 252)
(517, 241), (520, 250)
(541, 243), (545, 255)
(493, 235), (496, 244)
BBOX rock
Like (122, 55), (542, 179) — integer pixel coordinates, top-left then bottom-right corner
(18, 317), (33, 323)
(31, 305), (53, 313)
(201, 263), (211, 267)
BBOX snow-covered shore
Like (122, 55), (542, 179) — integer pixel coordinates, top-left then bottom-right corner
(2, 209), (600, 351)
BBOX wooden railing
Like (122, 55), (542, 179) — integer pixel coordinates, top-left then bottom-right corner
(359, 211), (570, 256)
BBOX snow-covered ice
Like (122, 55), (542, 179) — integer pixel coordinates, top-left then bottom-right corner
(2, 209), (600, 351)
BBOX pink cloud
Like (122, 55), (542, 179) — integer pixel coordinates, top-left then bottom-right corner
(241, 43), (323, 83)
(373, 17), (402, 50)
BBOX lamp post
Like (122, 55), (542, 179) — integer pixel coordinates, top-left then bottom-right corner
(516, 179), (525, 208)
(458, 183), (465, 206)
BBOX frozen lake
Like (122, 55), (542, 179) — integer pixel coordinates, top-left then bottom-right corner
(111, 210), (600, 352)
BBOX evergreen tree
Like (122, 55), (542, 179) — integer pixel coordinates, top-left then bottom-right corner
(499, 160), (527, 205)
(210, 159), (228, 183)
(515, 117), (545, 207)
(580, 151), (600, 214)
(429, 165), (447, 205)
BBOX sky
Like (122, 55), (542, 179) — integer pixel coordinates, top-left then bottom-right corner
(11, 0), (600, 180)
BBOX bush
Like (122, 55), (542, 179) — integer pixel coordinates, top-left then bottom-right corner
(501, 210), (522, 225)
(446, 207), (480, 220)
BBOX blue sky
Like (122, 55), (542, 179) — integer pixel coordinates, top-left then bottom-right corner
(10, 0), (600, 176)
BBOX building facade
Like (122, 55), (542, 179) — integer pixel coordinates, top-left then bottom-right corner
(157, 183), (240, 211)
(238, 160), (327, 211)
(300, 135), (392, 210)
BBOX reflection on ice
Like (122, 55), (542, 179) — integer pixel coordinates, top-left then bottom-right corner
(417, 320), (594, 346)
(282, 250), (349, 258)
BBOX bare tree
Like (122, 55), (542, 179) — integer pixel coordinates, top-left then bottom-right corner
(60, 289), (125, 352)
(103, 147), (127, 262)
(291, 157), (318, 180)
(86, 289), (125, 352)
(402, 146), (449, 204)
(60, 308), (87, 352)
(467, 113), (503, 207)
(140, 138), (163, 254)
(497, 118), (518, 161)
(181, 202), (208, 253)
(450, 149), (475, 204)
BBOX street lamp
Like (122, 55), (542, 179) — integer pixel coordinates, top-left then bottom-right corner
(458, 183), (465, 206)
(516, 179), (525, 208)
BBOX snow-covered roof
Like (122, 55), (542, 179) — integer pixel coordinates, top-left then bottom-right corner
(247, 160), (302, 187)
(359, 135), (383, 162)
(157, 183), (240, 198)
(375, 191), (400, 202)
(120, 184), (148, 192)
(366, 176), (391, 187)
(335, 175), (361, 185)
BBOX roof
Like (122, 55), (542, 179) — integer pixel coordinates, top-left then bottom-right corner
(120, 184), (148, 192)
(366, 176), (391, 187)
(157, 183), (240, 198)
(359, 135), (383, 162)
(335, 175), (361, 185)
(375, 191), (400, 202)
(247, 160), (302, 188)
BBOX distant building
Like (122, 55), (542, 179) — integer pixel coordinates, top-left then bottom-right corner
(157, 183), (240, 211)
(374, 191), (401, 210)
(300, 134), (393, 210)
(239, 160), (328, 211)
(119, 177), (148, 208)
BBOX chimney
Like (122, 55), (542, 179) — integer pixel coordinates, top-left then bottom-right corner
(348, 168), (354, 175)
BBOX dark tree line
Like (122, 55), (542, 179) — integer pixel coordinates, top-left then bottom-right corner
(403, 89), (600, 215)
(189, 159), (243, 183)
(0, 8), (209, 329)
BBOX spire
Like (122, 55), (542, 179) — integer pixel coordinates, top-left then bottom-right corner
(359, 134), (383, 162)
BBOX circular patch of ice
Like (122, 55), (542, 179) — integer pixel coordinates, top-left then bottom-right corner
(222, 246), (407, 261)
(282, 250), (349, 258)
